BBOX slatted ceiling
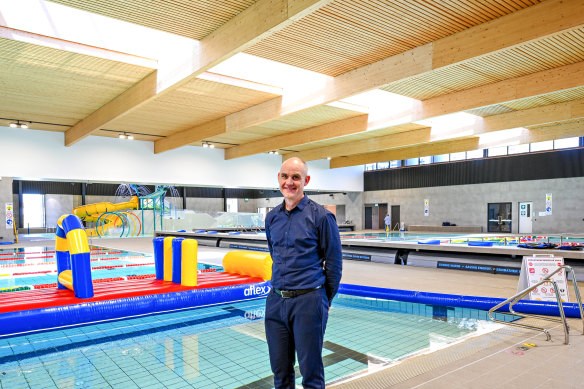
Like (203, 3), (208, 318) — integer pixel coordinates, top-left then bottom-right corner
(47, 0), (257, 40)
(246, 0), (544, 76)
(0, 38), (153, 128)
(543, 87), (584, 103)
(466, 86), (584, 118)
(248, 105), (363, 134)
(383, 27), (584, 101)
(109, 78), (279, 135)
(465, 104), (515, 117)
(380, 63), (501, 100)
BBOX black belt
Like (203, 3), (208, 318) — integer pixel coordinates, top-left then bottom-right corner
(273, 285), (321, 298)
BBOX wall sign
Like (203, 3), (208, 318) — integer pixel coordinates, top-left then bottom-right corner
(424, 199), (429, 216)
(5, 203), (14, 229)
(545, 193), (552, 215)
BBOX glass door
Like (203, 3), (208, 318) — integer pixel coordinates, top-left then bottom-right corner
(488, 202), (512, 233)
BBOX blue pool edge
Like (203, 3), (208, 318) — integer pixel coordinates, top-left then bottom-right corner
(339, 283), (583, 318)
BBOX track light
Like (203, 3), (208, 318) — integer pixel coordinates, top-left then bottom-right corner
(268, 150), (279, 155)
(118, 132), (134, 140)
(119, 133), (126, 139)
(327, 156), (331, 160)
(9, 120), (29, 129)
(127, 134), (134, 140)
(202, 141), (214, 148)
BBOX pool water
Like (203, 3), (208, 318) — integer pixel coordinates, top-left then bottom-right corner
(0, 294), (515, 389)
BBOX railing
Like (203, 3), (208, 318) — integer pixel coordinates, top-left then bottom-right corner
(489, 265), (584, 345)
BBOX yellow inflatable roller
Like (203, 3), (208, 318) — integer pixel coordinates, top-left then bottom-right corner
(223, 251), (272, 281)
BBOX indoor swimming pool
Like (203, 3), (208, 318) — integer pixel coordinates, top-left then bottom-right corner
(0, 293), (515, 389)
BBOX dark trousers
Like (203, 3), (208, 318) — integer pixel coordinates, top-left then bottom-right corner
(265, 287), (329, 389)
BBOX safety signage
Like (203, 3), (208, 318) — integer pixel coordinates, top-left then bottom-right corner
(424, 199), (429, 216)
(545, 193), (552, 215)
(5, 203), (14, 229)
(517, 255), (568, 302)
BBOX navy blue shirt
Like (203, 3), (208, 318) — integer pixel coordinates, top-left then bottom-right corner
(265, 196), (343, 305)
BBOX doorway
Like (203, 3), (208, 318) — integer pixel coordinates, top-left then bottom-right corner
(488, 202), (512, 233)
(391, 205), (400, 231)
(518, 201), (533, 234)
(364, 203), (386, 230)
(378, 203), (388, 230)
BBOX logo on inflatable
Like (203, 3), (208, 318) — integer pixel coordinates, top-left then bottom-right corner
(244, 284), (271, 297)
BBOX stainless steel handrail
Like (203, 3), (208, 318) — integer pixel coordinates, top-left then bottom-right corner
(489, 265), (584, 345)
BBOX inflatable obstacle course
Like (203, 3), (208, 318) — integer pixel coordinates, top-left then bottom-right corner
(0, 231), (273, 337)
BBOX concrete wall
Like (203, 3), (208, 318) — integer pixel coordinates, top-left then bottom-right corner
(0, 178), (15, 242)
(364, 177), (584, 234)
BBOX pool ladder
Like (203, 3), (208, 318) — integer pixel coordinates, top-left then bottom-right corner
(489, 265), (584, 345)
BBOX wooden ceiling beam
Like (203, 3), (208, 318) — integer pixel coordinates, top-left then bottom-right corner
(312, 98), (584, 167)
(290, 127), (432, 162)
(523, 119), (584, 143)
(330, 138), (480, 169)
(65, 0), (333, 147)
(481, 98), (584, 133)
(224, 114), (368, 160)
(422, 61), (584, 119)
(154, 118), (226, 154)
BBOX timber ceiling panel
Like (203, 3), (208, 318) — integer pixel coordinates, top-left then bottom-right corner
(207, 105), (363, 146)
(0, 37), (154, 128)
(47, 0), (258, 40)
(381, 27), (584, 100)
(245, 0), (544, 76)
(466, 86), (584, 117)
(107, 78), (281, 136)
(277, 123), (428, 153)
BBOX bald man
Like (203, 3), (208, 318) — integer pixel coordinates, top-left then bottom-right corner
(264, 157), (343, 389)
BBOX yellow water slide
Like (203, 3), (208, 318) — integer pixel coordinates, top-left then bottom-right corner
(73, 196), (139, 236)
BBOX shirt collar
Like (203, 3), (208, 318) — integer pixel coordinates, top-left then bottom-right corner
(279, 195), (308, 213)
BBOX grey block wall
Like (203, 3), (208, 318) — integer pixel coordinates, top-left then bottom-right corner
(0, 178), (15, 242)
(364, 177), (584, 234)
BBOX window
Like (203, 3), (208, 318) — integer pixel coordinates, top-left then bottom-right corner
(450, 152), (466, 161)
(404, 158), (419, 166)
(376, 161), (390, 169)
(530, 140), (553, 152)
(508, 144), (530, 155)
(420, 156), (432, 164)
(487, 146), (507, 157)
(23, 194), (45, 228)
(466, 149), (484, 159)
(389, 160), (401, 168)
(433, 154), (449, 163)
(365, 163), (376, 171)
(554, 137), (579, 149)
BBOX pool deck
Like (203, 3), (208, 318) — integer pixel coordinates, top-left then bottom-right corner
(5, 235), (584, 388)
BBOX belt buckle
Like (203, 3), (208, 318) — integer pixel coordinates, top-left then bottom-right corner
(280, 290), (295, 298)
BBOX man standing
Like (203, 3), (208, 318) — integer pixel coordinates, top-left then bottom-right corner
(264, 157), (343, 389)
(384, 213), (391, 231)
